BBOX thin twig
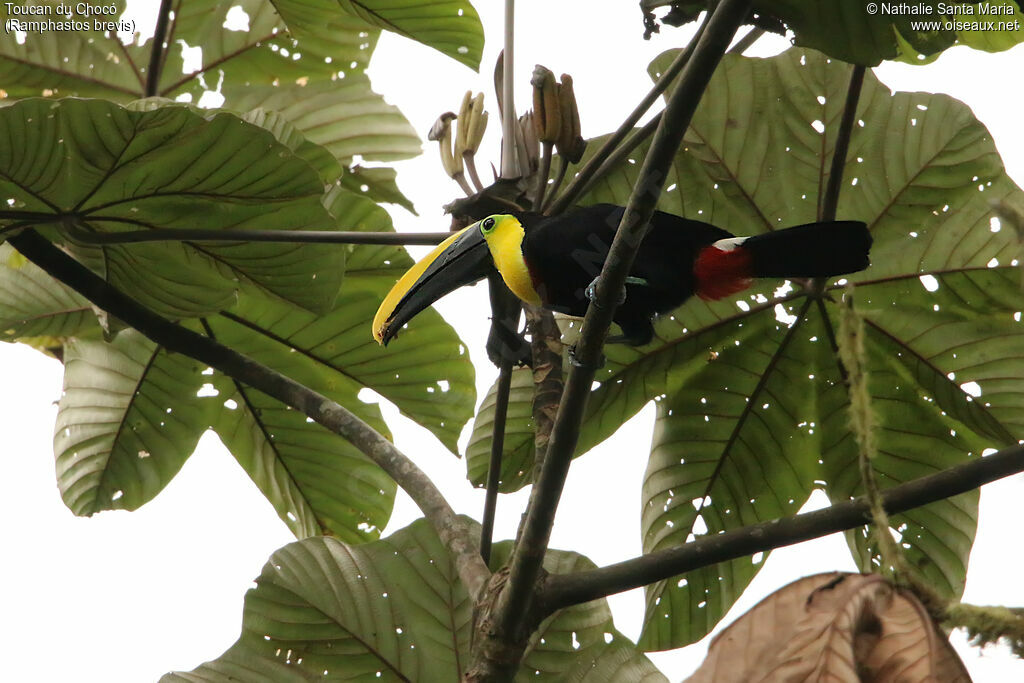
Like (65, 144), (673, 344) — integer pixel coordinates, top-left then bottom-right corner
(480, 360), (514, 565)
(6, 228), (491, 599)
(145, 0), (174, 97)
(546, 14), (710, 215)
(542, 442), (1024, 611)
(495, 0), (754, 658)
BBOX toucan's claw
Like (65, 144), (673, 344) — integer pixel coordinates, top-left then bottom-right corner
(586, 276), (649, 307)
(568, 344), (606, 370)
(585, 276), (627, 308)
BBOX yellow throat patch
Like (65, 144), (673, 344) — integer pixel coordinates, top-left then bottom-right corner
(482, 215), (542, 306)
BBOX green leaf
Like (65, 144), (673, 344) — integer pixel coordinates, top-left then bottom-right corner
(162, 519), (666, 682)
(0, 244), (98, 341)
(643, 0), (1024, 65)
(0, 98), (345, 318)
(273, 0), (485, 70)
(50, 297), (414, 540)
(340, 165), (417, 214)
(54, 330), (218, 516)
(225, 78), (421, 165)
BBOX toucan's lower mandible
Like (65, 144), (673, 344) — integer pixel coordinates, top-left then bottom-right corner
(372, 204), (872, 347)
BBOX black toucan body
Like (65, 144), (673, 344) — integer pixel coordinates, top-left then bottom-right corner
(373, 204), (871, 347)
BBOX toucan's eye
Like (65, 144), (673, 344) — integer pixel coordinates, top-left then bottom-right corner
(480, 217), (496, 234)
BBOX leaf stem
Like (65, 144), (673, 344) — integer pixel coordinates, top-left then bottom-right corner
(6, 228), (491, 599)
(145, 0), (174, 97)
(820, 65), (865, 223)
(480, 360), (513, 565)
(44, 218), (451, 246)
(543, 442), (1024, 611)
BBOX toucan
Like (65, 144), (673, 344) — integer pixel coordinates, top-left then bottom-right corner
(372, 204), (871, 347)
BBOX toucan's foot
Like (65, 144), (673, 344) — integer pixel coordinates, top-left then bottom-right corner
(585, 277), (627, 307)
(568, 344), (605, 370)
(586, 276), (649, 306)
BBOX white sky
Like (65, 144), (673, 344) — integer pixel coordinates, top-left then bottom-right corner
(2, 1), (1024, 680)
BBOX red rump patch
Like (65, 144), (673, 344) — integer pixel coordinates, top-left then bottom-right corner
(694, 245), (754, 300)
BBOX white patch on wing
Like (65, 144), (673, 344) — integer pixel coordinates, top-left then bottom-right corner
(710, 236), (749, 252)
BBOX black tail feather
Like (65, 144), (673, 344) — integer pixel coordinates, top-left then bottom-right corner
(743, 221), (871, 278)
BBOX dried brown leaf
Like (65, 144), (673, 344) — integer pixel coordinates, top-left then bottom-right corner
(686, 573), (971, 683)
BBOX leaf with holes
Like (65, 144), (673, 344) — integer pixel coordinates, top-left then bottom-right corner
(54, 330), (218, 516)
(0, 98), (345, 318)
(161, 518), (667, 682)
(642, 0), (1024, 65)
(155, 0), (367, 99)
(272, 0), (485, 70)
(52, 298), (404, 540)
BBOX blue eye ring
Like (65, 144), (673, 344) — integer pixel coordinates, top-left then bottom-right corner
(480, 217), (496, 233)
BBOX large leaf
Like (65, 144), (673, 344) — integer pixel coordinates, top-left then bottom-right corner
(468, 48), (1024, 650)
(226, 79), (421, 165)
(0, 244), (98, 342)
(162, 518), (666, 682)
(273, 0), (485, 70)
(643, 0), (1024, 65)
(54, 330), (218, 515)
(51, 304), (399, 541)
(0, 98), (345, 318)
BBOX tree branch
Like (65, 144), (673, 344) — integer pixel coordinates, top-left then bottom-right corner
(6, 229), (491, 599)
(484, 0), (754, 667)
(145, 0), (175, 97)
(542, 444), (1024, 611)
(546, 13), (709, 215)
